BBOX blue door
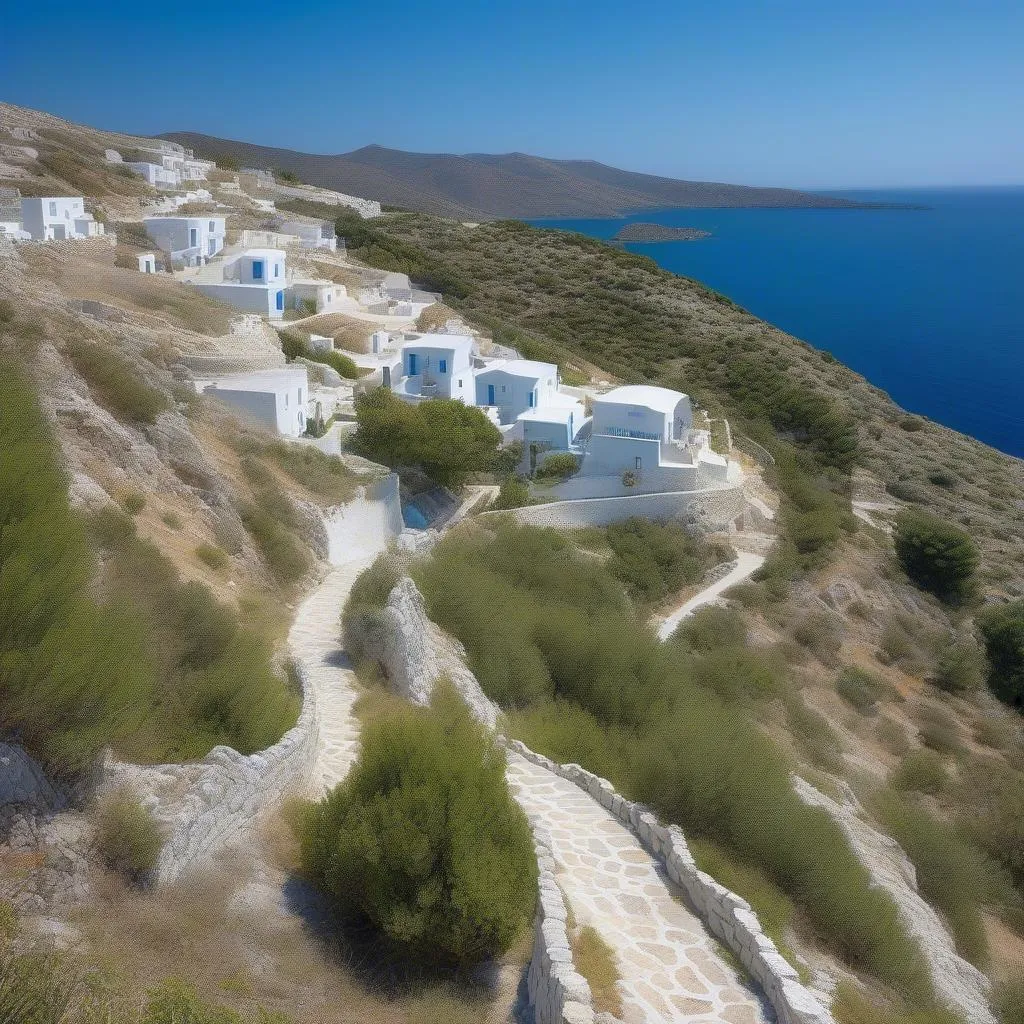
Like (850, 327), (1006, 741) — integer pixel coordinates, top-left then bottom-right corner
(408, 353), (418, 375)
(487, 384), (495, 404)
(252, 260), (264, 281)
(275, 290), (284, 311)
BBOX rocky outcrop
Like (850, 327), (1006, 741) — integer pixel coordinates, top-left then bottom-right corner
(361, 576), (499, 728)
(0, 743), (64, 810)
(793, 776), (996, 1024)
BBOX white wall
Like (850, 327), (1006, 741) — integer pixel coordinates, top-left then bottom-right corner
(192, 282), (284, 320)
(144, 217), (225, 263)
(400, 343), (473, 400)
(22, 197), (86, 240)
(474, 367), (558, 424)
(200, 379), (306, 436)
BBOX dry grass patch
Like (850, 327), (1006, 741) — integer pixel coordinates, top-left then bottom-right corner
(571, 924), (623, 1018)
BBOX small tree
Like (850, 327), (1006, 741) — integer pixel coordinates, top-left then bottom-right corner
(301, 686), (536, 967)
(977, 601), (1024, 709)
(893, 510), (979, 604)
(535, 452), (580, 481)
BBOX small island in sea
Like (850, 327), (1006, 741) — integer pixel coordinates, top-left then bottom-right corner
(613, 222), (712, 242)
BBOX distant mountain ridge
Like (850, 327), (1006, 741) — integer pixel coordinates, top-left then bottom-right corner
(160, 132), (873, 220)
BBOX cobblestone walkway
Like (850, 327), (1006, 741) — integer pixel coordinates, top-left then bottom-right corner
(506, 752), (769, 1024)
(289, 495), (395, 796)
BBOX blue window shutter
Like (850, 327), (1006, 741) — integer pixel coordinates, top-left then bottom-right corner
(276, 290), (284, 311)
(252, 260), (263, 280)
(440, 359), (447, 373)
(528, 391), (534, 407)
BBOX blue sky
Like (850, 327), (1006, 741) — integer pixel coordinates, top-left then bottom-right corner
(2, 0), (1022, 187)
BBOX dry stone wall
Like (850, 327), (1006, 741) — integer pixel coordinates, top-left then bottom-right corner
(100, 660), (319, 885)
(487, 486), (745, 531)
(527, 825), (597, 1024)
(508, 741), (836, 1024)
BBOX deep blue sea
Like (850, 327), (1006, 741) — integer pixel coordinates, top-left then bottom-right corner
(531, 188), (1024, 458)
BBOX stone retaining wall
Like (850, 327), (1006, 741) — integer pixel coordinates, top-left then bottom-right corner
(527, 825), (596, 1024)
(508, 741), (835, 1024)
(100, 660), (319, 885)
(484, 486), (745, 531)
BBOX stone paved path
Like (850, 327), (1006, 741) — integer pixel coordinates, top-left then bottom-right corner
(288, 494), (395, 796)
(506, 752), (769, 1024)
(656, 551), (765, 641)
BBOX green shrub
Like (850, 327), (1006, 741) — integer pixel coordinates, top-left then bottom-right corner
(352, 388), (502, 489)
(832, 980), (961, 1024)
(894, 510), (979, 604)
(837, 666), (889, 714)
(489, 475), (533, 510)
(0, 359), (156, 774)
(65, 339), (169, 424)
(195, 542), (228, 571)
(604, 517), (722, 606)
(977, 600), (1024, 709)
(94, 790), (163, 883)
(787, 696), (845, 772)
(917, 705), (961, 754)
(876, 716), (911, 756)
(930, 630), (986, 694)
(674, 605), (747, 652)
(121, 491), (146, 515)
(890, 750), (948, 794)
(301, 686), (536, 967)
(161, 510), (183, 530)
(141, 979), (292, 1024)
(792, 612), (844, 666)
(874, 789), (1008, 966)
(239, 501), (309, 588)
(995, 977), (1024, 1024)
(342, 553), (404, 664)
(535, 452), (580, 480)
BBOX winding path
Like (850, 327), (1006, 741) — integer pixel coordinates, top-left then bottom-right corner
(288, 493), (396, 795)
(507, 752), (768, 1024)
(655, 551), (765, 641)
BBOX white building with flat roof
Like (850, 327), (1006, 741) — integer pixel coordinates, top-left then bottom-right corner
(191, 248), (288, 319)
(395, 334), (475, 402)
(474, 359), (560, 425)
(194, 366), (308, 437)
(21, 197), (104, 241)
(143, 215), (225, 266)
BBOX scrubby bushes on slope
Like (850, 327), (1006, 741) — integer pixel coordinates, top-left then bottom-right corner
(0, 358), (151, 774)
(416, 519), (931, 998)
(977, 600), (1024, 708)
(300, 685), (536, 967)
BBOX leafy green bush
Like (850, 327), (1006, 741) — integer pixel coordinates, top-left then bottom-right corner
(894, 510), (979, 604)
(94, 790), (163, 883)
(792, 612), (844, 666)
(837, 666), (888, 714)
(977, 600), (1024, 709)
(930, 630), (986, 693)
(874, 789), (1008, 966)
(239, 500), (310, 589)
(994, 977), (1024, 1024)
(674, 605), (747, 652)
(489, 475), (533, 510)
(279, 328), (359, 379)
(352, 388), (502, 489)
(917, 705), (962, 754)
(535, 452), (579, 480)
(121, 491), (146, 515)
(301, 686), (536, 967)
(195, 542), (228, 571)
(342, 553), (404, 664)
(890, 750), (948, 795)
(65, 339), (169, 424)
(787, 696), (845, 772)
(832, 980), (961, 1024)
(603, 517), (723, 606)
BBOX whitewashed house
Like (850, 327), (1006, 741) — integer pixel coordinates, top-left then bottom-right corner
(21, 197), (104, 241)
(192, 248), (287, 319)
(125, 160), (179, 188)
(285, 278), (347, 314)
(194, 366), (308, 437)
(394, 334), (475, 402)
(137, 253), (157, 273)
(143, 216), (225, 266)
(473, 359), (561, 425)
(519, 391), (586, 459)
